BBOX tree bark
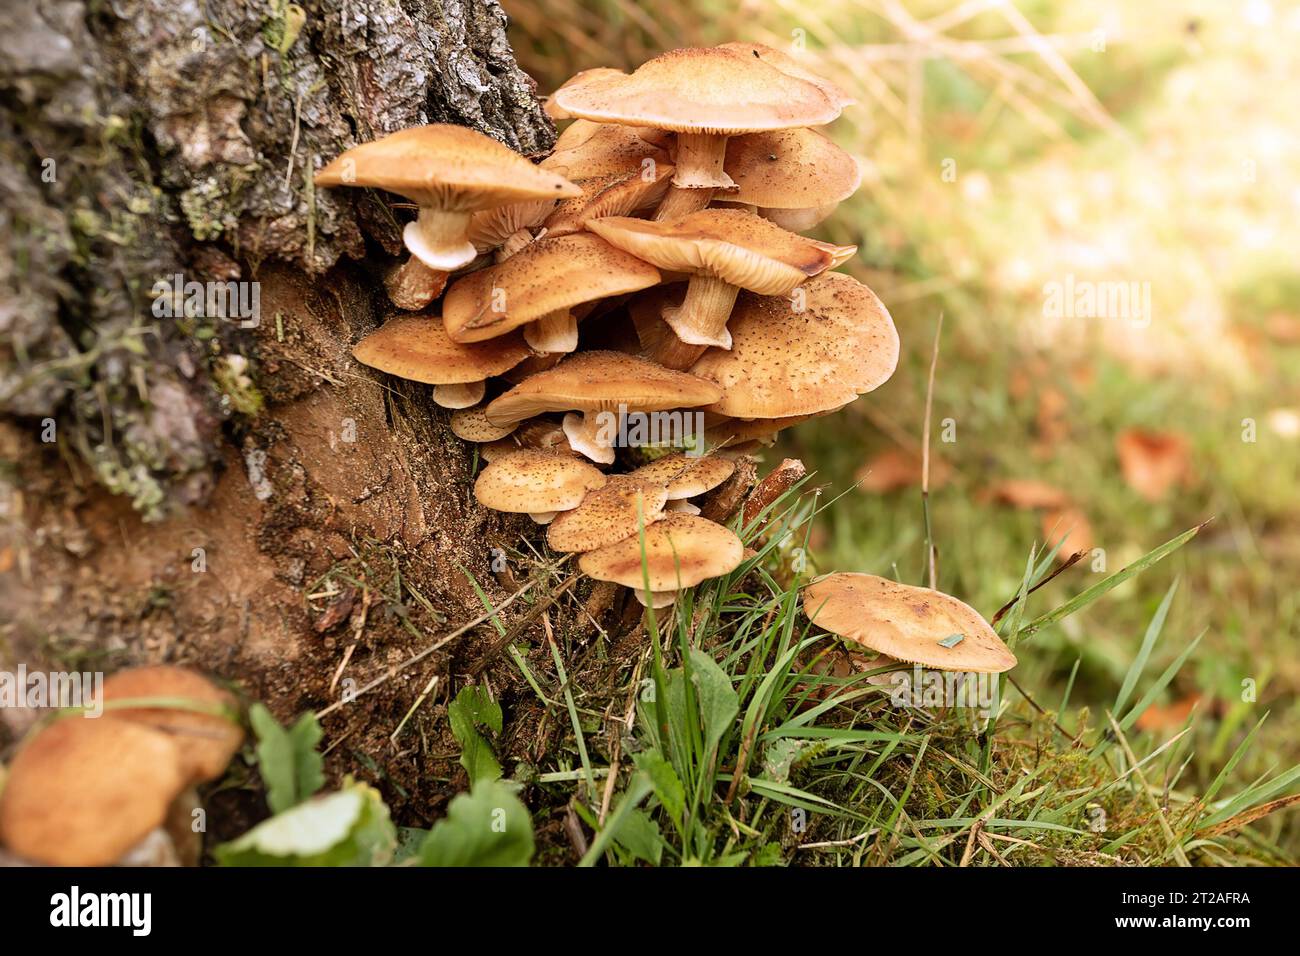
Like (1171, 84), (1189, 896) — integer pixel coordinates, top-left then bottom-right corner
(0, 0), (574, 830)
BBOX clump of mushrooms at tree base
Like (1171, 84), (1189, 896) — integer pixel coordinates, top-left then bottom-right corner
(316, 46), (1017, 671)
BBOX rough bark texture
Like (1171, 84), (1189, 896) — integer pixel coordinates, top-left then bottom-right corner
(0, 0), (581, 834)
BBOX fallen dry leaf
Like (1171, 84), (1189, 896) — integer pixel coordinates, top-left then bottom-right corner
(1116, 428), (1192, 502)
(855, 448), (950, 494)
(1134, 693), (1203, 733)
(1042, 506), (1094, 557)
(983, 479), (1071, 510)
(1036, 385), (1070, 448)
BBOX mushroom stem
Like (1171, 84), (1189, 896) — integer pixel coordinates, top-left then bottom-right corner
(654, 184), (715, 221)
(672, 132), (735, 190)
(496, 227), (538, 262)
(645, 333), (708, 371)
(661, 274), (739, 348)
(634, 587), (679, 609)
(432, 380), (486, 409)
(384, 257), (448, 311)
(524, 309), (579, 354)
(665, 499), (701, 515)
(563, 410), (618, 465)
(529, 511), (559, 525)
(404, 207), (477, 271)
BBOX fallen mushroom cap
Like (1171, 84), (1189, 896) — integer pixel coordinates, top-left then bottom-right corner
(352, 313), (530, 408)
(724, 128), (861, 211)
(546, 476), (669, 552)
(442, 234), (662, 344)
(802, 572), (1017, 673)
(0, 717), (187, 866)
(689, 272), (899, 418)
(100, 665), (243, 785)
(473, 450), (607, 514)
(551, 48), (840, 138)
(578, 513), (744, 590)
(315, 124), (581, 270)
(628, 452), (735, 499)
(485, 351), (723, 426)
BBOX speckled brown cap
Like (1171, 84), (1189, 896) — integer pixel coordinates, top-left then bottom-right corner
(716, 42), (854, 110)
(629, 452), (735, 500)
(689, 272), (898, 418)
(0, 717), (187, 866)
(542, 166), (675, 238)
(352, 313), (530, 409)
(578, 513), (744, 590)
(802, 573), (1017, 673)
(451, 405), (519, 443)
(473, 449), (607, 516)
(543, 120), (673, 180)
(443, 234), (662, 345)
(100, 665), (243, 785)
(547, 475), (669, 552)
(725, 128), (861, 213)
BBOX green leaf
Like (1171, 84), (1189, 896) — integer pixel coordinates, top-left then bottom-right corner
(419, 780), (534, 867)
(1114, 579), (1178, 715)
(633, 750), (685, 828)
(215, 779), (395, 866)
(447, 685), (503, 787)
(613, 808), (664, 865)
(249, 704), (325, 814)
(688, 648), (740, 762)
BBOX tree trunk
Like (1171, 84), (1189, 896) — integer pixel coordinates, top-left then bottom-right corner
(0, 0), (596, 833)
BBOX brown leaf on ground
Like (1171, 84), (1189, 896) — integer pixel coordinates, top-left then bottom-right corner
(1036, 385), (1070, 448)
(983, 479), (1072, 510)
(1116, 428), (1193, 502)
(1134, 693), (1203, 733)
(1042, 506), (1094, 557)
(855, 448), (950, 493)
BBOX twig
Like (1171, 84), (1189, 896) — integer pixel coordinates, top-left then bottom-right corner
(920, 312), (944, 589)
(991, 549), (1086, 626)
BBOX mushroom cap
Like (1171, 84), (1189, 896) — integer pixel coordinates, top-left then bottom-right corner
(353, 314), (530, 385)
(443, 235), (662, 343)
(546, 70), (631, 121)
(100, 665), (243, 785)
(0, 717), (187, 866)
(689, 272), (899, 418)
(315, 124), (581, 209)
(544, 120), (673, 180)
(704, 410), (835, 447)
(547, 476), (670, 552)
(588, 209), (855, 296)
(551, 47), (841, 135)
(578, 513), (744, 589)
(542, 166), (675, 237)
(725, 128), (861, 210)
(628, 452), (736, 499)
(802, 573), (1017, 674)
(451, 406), (519, 442)
(485, 350), (723, 426)
(716, 42), (854, 109)
(473, 450), (607, 514)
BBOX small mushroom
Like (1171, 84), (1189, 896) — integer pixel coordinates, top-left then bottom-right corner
(578, 513), (744, 592)
(723, 128), (861, 232)
(541, 164), (675, 238)
(443, 234), (661, 355)
(802, 573), (1017, 673)
(546, 475), (669, 552)
(588, 209), (855, 368)
(551, 48), (841, 221)
(450, 405), (519, 443)
(351, 313), (530, 409)
(473, 449), (607, 523)
(0, 717), (188, 867)
(689, 272), (899, 418)
(628, 451), (735, 500)
(543, 119), (673, 182)
(99, 665), (243, 785)
(484, 351), (723, 464)
(315, 124), (581, 271)
(383, 257), (450, 311)
(703, 409), (841, 449)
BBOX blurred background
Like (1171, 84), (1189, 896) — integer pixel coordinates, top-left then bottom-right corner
(507, 0), (1300, 844)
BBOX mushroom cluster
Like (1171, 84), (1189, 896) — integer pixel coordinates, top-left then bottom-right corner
(316, 44), (902, 607)
(0, 666), (243, 866)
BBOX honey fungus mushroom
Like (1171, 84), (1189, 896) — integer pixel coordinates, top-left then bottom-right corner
(0, 718), (188, 867)
(352, 313), (530, 409)
(315, 124), (581, 271)
(484, 350), (723, 464)
(443, 234), (662, 354)
(802, 573), (1017, 674)
(689, 271), (899, 419)
(473, 449), (607, 524)
(578, 513), (744, 604)
(589, 209), (855, 369)
(628, 452), (735, 502)
(546, 475), (669, 552)
(551, 47), (842, 220)
(723, 128), (862, 231)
